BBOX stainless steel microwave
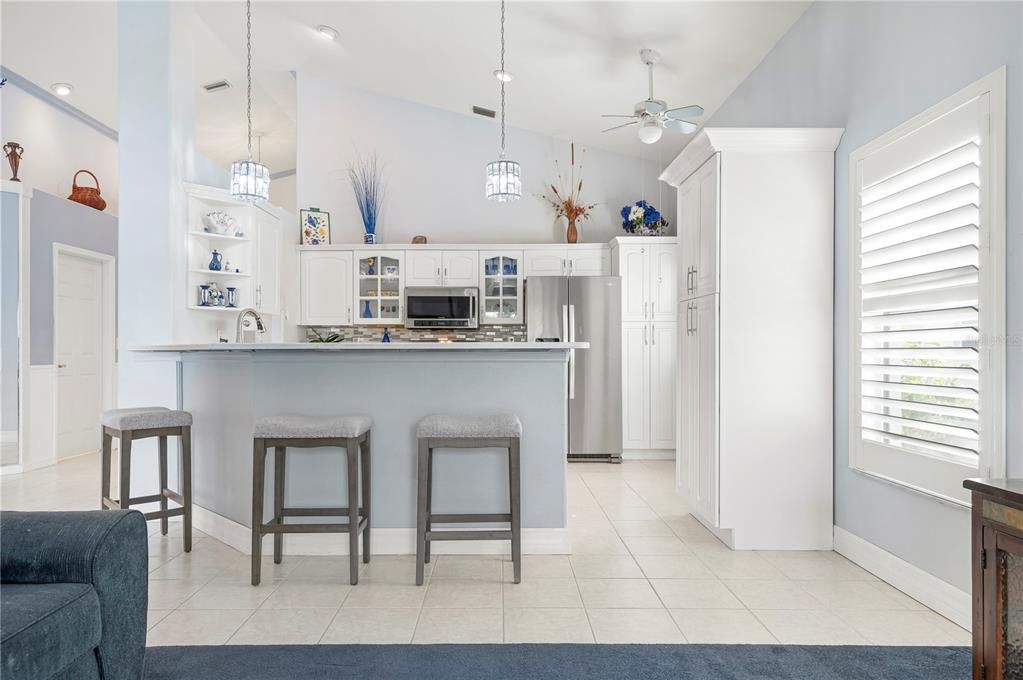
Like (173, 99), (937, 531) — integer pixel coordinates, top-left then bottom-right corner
(404, 287), (479, 329)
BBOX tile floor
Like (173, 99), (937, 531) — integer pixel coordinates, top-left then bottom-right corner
(0, 453), (970, 646)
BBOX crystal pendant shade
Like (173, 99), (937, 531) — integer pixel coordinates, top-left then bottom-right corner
(485, 159), (521, 202)
(230, 159), (270, 202)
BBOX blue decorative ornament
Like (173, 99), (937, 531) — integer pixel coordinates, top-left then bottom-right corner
(382, 328), (391, 343)
(362, 299), (373, 319)
(208, 249), (223, 271)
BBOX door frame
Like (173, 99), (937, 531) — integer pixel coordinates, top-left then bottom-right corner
(52, 243), (116, 459)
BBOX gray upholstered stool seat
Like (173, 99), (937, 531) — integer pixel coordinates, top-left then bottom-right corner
(415, 414), (522, 585)
(251, 416), (372, 586)
(101, 408), (192, 431)
(100, 406), (193, 552)
(254, 415), (372, 439)
(416, 414), (522, 439)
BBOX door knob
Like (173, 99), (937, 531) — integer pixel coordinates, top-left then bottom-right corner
(57, 363), (67, 368)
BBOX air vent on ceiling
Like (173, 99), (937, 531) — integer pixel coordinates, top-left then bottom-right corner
(203, 80), (232, 93)
(472, 105), (496, 118)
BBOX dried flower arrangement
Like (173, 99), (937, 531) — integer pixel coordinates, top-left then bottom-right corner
(540, 144), (597, 243)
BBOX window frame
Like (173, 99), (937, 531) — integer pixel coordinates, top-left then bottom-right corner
(848, 67), (1006, 506)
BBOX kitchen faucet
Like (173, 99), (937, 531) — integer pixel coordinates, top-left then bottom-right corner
(235, 308), (266, 343)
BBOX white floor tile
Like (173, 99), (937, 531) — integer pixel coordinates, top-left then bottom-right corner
(413, 608), (503, 644)
(670, 609), (777, 644)
(504, 578), (584, 608)
(425, 579), (503, 608)
(723, 579), (823, 610)
(431, 556), (504, 582)
(320, 608), (419, 644)
(752, 609), (869, 645)
(228, 608), (336, 644)
(505, 555), (574, 579)
(341, 583), (428, 609)
(622, 535), (692, 556)
(634, 554), (715, 579)
(833, 608), (971, 645)
(147, 609), (253, 646)
(260, 580), (352, 609)
(504, 608), (594, 643)
(650, 579), (745, 609)
(577, 578), (662, 609)
(569, 554), (644, 579)
(587, 609), (684, 643)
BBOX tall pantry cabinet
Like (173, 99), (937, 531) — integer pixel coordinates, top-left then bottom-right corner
(662, 128), (843, 550)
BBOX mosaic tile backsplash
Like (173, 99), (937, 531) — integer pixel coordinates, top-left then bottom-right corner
(305, 325), (528, 343)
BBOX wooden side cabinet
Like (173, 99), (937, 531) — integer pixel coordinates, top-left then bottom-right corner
(965, 479), (1023, 680)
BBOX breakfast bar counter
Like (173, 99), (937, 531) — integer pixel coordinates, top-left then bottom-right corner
(132, 342), (586, 555)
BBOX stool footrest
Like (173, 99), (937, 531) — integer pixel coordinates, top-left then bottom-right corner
(281, 507), (361, 517)
(262, 516), (367, 535)
(429, 513), (512, 524)
(162, 489), (184, 504)
(425, 529), (513, 541)
(143, 507), (185, 521)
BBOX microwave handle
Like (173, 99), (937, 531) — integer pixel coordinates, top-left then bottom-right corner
(471, 294), (477, 322)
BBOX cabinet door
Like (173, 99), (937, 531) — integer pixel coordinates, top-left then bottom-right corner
(480, 251), (523, 324)
(649, 322), (677, 449)
(406, 250), (442, 287)
(694, 294), (719, 524)
(442, 251), (480, 287)
(677, 171), (701, 300)
(677, 303), (699, 493)
(355, 251), (404, 325)
(300, 251), (352, 325)
(524, 249), (567, 277)
(695, 155), (720, 297)
(618, 245), (649, 322)
(254, 212), (281, 314)
(568, 246), (610, 276)
(621, 322), (651, 450)
(649, 245), (677, 322)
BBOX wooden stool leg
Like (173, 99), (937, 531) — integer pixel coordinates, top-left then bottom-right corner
(181, 426), (193, 553)
(425, 447), (433, 564)
(509, 437), (522, 584)
(251, 438), (267, 585)
(415, 439), (430, 586)
(119, 432), (133, 510)
(346, 437), (360, 585)
(100, 429), (112, 509)
(360, 431), (371, 564)
(273, 446), (285, 564)
(158, 436), (169, 535)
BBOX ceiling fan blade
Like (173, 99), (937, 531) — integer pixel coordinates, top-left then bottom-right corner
(602, 120), (639, 133)
(663, 118), (698, 134)
(601, 114), (638, 119)
(665, 105), (705, 120)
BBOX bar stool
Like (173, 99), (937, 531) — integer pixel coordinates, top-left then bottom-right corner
(251, 415), (372, 586)
(101, 407), (193, 551)
(415, 414), (522, 586)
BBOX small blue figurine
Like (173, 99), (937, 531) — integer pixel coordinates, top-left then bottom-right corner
(382, 328), (391, 343)
(208, 249), (223, 271)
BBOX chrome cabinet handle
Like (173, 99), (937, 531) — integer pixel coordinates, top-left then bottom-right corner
(651, 325), (656, 345)
(691, 266), (698, 295)
(643, 325), (648, 345)
(256, 284), (262, 309)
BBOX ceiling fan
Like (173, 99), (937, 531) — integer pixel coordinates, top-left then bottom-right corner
(601, 49), (704, 144)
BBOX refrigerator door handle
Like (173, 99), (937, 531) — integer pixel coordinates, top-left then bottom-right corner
(561, 304), (569, 343)
(568, 304), (576, 400)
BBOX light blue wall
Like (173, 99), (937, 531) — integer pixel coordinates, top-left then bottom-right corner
(29, 190), (117, 366)
(1, 192), (19, 433)
(708, 1), (1022, 591)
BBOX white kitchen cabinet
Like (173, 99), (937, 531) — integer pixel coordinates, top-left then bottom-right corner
(355, 251), (404, 325)
(621, 322), (651, 449)
(480, 251), (523, 324)
(663, 127), (841, 549)
(406, 250), (479, 287)
(613, 238), (677, 323)
(678, 155), (719, 299)
(300, 250), (353, 325)
(255, 210), (281, 314)
(567, 245), (610, 276)
(524, 249), (567, 277)
(649, 322), (677, 449)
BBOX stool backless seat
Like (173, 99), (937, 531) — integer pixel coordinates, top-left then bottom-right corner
(415, 414), (522, 585)
(251, 415), (372, 586)
(101, 407), (193, 551)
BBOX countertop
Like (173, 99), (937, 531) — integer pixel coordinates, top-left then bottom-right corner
(132, 341), (589, 352)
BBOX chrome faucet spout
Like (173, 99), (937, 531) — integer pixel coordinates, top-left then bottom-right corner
(236, 308), (266, 343)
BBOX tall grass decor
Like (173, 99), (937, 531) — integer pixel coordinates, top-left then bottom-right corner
(348, 154), (385, 244)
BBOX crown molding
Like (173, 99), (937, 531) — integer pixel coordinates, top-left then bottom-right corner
(1, 66), (118, 141)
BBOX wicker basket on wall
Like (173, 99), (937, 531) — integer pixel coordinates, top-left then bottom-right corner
(67, 169), (107, 212)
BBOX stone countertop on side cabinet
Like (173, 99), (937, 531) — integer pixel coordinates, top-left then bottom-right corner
(132, 341), (588, 352)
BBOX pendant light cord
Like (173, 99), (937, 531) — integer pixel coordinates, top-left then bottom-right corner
(246, 0), (253, 160)
(499, 0), (506, 157)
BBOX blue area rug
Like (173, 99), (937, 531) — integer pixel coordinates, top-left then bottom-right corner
(144, 644), (969, 679)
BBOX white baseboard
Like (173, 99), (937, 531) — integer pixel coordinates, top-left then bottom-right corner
(622, 449), (675, 461)
(192, 504), (570, 556)
(833, 525), (971, 630)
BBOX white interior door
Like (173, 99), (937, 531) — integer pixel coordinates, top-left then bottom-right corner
(56, 252), (106, 460)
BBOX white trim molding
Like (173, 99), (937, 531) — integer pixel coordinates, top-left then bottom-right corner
(834, 525), (971, 630)
(191, 504), (570, 557)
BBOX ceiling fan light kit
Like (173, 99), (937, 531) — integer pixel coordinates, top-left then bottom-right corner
(485, 0), (521, 202)
(600, 48), (704, 145)
(230, 0), (270, 203)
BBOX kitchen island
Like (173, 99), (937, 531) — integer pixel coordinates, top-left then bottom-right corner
(132, 342), (586, 556)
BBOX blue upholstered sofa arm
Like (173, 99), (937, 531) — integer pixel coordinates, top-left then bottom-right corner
(1, 511), (149, 680)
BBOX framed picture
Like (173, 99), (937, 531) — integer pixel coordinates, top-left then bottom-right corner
(300, 208), (331, 245)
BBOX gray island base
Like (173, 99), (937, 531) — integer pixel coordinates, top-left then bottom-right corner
(133, 343), (586, 556)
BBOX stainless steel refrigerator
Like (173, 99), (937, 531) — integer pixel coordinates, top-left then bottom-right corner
(526, 276), (622, 463)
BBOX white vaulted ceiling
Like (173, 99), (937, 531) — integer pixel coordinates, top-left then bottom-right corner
(1, 1), (808, 169)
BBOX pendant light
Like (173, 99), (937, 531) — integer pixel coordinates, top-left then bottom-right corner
(230, 0), (270, 202)
(485, 0), (521, 202)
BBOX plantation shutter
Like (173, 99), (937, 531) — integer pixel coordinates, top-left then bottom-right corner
(854, 95), (988, 472)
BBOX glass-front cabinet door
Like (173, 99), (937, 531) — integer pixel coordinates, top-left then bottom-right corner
(480, 250), (523, 324)
(356, 251), (403, 325)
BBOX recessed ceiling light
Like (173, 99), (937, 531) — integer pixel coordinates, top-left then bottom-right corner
(315, 25), (339, 41)
(50, 82), (73, 97)
(493, 69), (513, 83)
